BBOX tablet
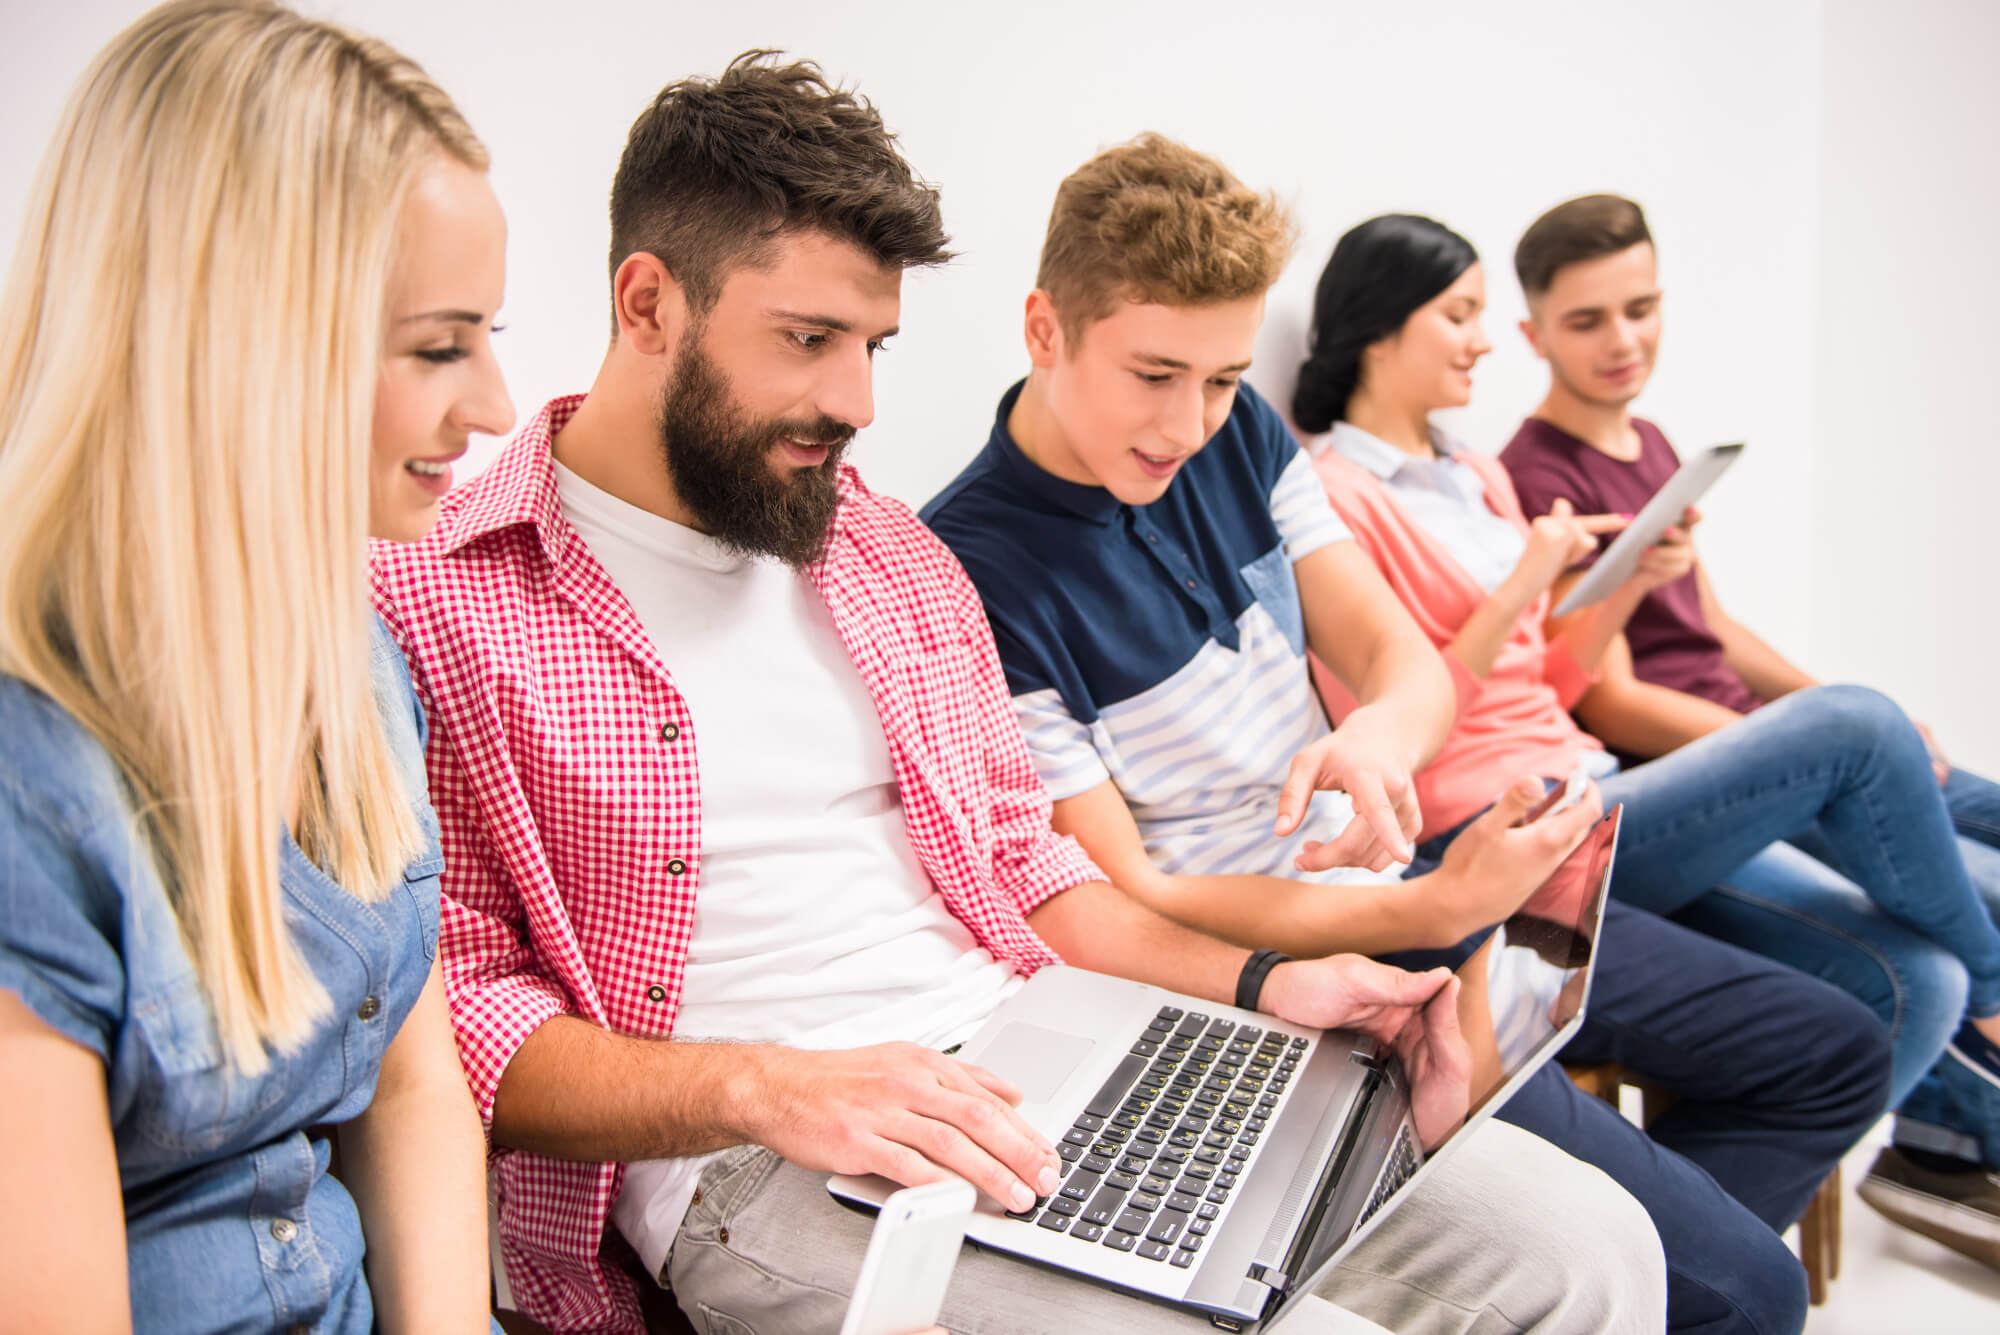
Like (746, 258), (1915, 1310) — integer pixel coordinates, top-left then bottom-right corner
(1551, 442), (1744, 617)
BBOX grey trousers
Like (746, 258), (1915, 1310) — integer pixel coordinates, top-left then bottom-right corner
(661, 1119), (1666, 1335)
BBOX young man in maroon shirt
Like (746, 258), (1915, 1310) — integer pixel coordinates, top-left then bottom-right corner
(1499, 192), (2000, 1269)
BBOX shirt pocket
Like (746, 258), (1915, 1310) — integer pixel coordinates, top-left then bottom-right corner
(128, 978), (287, 1155)
(1239, 545), (1305, 657)
(399, 802), (444, 964)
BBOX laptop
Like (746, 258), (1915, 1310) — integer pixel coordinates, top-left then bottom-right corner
(830, 806), (1623, 1330)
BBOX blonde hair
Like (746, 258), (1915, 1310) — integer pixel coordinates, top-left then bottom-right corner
(0, 0), (486, 1073)
(1036, 132), (1298, 339)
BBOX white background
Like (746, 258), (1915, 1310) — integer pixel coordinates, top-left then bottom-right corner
(4, 0), (1992, 773)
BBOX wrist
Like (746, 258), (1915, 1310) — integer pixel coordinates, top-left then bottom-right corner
(1400, 869), (1470, 950)
(718, 1044), (784, 1145)
(1237, 949), (1294, 1013)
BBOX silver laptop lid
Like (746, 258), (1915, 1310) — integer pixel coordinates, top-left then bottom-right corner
(1258, 806), (1623, 1331)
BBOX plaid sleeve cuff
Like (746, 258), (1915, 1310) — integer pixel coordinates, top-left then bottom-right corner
(443, 962), (571, 1130)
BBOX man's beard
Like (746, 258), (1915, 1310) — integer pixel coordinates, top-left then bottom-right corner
(655, 333), (853, 569)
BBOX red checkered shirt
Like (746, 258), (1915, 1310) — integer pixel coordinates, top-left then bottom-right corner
(370, 396), (1104, 1334)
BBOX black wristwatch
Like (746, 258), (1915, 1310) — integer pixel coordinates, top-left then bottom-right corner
(1235, 948), (1293, 1012)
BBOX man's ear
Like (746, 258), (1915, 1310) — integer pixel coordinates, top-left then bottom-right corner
(1023, 289), (1067, 370)
(612, 252), (686, 358)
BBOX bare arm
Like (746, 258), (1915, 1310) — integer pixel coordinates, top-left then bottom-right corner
(1696, 564), (1817, 702)
(1289, 541), (1458, 868)
(1050, 780), (1447, 956)
(491, 1007), (1061, 1215)
(1571, 634), (1748, 759)
(1057, 774), (1603, 957)
(0, 990), (130, 1335)
(336, 962), (492, 1335)
(1296, 541), (1456, 773)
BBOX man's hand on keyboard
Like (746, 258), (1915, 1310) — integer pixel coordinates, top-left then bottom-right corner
(738, 1043), (1062, 1214)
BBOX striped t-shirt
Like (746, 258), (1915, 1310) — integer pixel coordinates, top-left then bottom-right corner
(923, 380), (1392, 886)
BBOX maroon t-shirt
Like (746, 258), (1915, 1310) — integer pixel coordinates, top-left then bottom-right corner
(1500, 416), (1761, 716)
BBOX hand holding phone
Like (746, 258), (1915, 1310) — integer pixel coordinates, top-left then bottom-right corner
(839, 1178), (975, 1335)
(1514, 762), (1593, 827)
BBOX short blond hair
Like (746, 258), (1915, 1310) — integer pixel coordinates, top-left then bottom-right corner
(0, 0), (482, 1073)
(1035, 133), (1296, 338)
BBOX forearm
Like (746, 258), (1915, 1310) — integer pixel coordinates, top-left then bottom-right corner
(1447, 578), (1539, 679)
(490, 1014), (782, 1163)
(1347, 637), (1457, 771)
(338, 1075), (490, 1335)
(1572, 676), (1745, 759)
(1717, 619), (1817, 702)
(1116, 866), (1461, 960)
(1546, 579), (1648, 677)
(1029, 881), (1258, 1006)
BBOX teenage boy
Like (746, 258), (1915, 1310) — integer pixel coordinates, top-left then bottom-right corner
(923, 136), (1893, 1335)
(370, 59), (1664, 1335)
(1500, 192), (2000, 1267)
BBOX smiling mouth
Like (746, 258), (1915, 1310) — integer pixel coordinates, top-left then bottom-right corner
(406, 459), (450, 477)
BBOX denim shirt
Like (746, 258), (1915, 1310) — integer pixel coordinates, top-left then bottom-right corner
(0, 617), (444, 1334)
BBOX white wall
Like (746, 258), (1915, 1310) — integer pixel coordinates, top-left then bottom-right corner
(1814, 0), (1999, 775)
(2, 1), (1988, 766)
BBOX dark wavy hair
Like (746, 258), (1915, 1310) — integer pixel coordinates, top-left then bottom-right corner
(1291, 214), (1478, 433)
(608, 51), (950, 329)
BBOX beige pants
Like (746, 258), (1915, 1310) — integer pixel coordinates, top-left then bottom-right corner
(661, 1119), (1666, 1335)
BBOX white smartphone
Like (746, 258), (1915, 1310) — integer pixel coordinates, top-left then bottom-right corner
(838, 1178), (976, 1335)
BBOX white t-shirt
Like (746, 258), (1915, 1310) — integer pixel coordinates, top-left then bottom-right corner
(551, 463), (1022, 1276)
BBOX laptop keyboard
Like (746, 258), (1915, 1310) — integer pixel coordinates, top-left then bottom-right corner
(1009, 1005), (1307, 1270)
(1355, 1120), (1421, 1228)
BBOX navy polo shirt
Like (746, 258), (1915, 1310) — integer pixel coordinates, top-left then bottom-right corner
(923, 379), (1380, 882)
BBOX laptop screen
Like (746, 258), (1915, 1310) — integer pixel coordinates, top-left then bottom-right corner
(1467, 805), (1620, 1120)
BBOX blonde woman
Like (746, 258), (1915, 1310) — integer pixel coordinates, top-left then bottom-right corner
(0, 3), (511, 1331)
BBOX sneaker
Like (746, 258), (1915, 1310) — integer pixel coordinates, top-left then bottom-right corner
(1857, 1146), (2000, 1269)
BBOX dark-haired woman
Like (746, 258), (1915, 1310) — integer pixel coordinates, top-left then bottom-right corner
(1293, 213), (2000, 1271)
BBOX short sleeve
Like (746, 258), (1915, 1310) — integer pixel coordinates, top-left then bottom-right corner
(1270, 452), (1353, 563)
(0, 791), (124, 1061)
(1011, 688), (1111, 801)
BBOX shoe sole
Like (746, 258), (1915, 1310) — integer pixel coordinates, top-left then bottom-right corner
(1857, 1176), (2000, 1269)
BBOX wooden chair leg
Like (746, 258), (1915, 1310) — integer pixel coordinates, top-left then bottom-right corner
(1827, 1166), (1842, 1280)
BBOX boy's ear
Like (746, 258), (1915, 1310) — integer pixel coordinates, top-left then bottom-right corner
(1024, 289), (1066, 370)
(1517, 315), (1547, 360)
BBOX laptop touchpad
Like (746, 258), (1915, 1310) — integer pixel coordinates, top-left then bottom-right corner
(975, 1024), (1095, 1104)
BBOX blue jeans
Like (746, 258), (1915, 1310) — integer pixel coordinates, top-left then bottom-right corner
(1847, 763), (2000, 1163)
(1495, 903), (1884, 1335)
(1596, 686), (2000, 1018)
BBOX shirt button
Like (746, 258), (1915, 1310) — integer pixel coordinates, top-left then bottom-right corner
(356, 996), (381, 1021)
(666, 857), (688, 876)
(659, 722), (679, 743)
(646, 985), (667, 1003)
(270, 1218), (298, 1243)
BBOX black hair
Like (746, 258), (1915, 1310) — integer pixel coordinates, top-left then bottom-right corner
(1291, 214), (1479, 433)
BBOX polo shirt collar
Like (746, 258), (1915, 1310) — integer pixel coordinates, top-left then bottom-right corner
(1328, 420), (1466, 478)
(986, 380), (1125, 526)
